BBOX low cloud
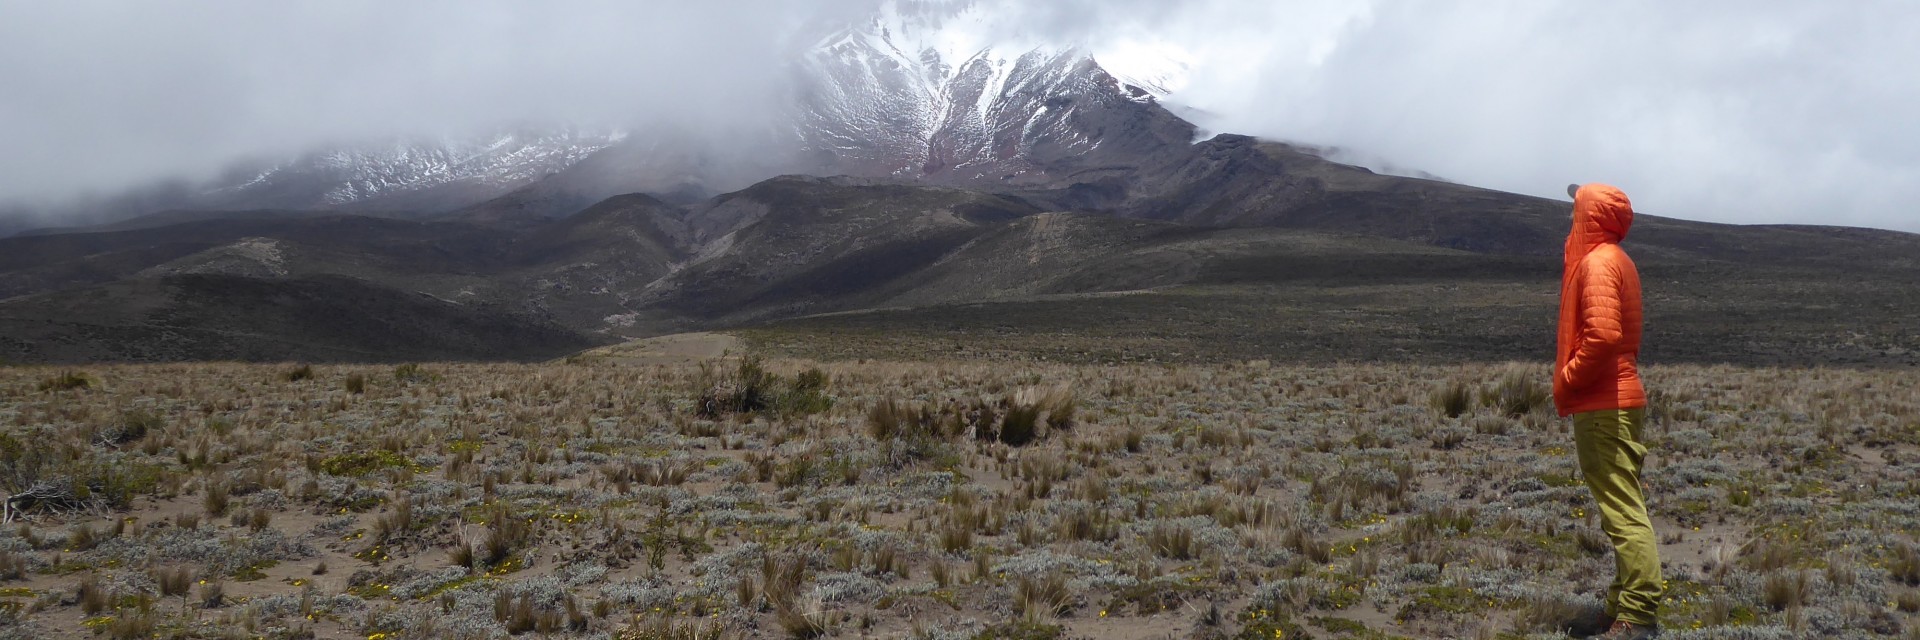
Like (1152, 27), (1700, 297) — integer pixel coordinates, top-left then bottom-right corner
(3, 0), (1916, 231)
(1074, 0), (1920, 231)
(0, 0), (875, 203)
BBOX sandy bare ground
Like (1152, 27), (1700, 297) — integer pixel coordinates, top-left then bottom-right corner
(569, 332), (743, 366)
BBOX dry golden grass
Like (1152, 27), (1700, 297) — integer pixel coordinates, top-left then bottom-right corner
(0, 356), (1914, 639)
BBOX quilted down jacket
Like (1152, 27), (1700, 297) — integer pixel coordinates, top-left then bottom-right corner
(1554, 183), (1646, 417)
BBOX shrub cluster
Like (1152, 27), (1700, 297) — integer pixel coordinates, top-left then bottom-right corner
(697, 356), (834, 419)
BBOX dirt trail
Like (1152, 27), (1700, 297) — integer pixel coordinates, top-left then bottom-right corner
(572, 332), (742, 366)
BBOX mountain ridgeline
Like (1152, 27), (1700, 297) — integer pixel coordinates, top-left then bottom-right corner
(3, 12), (1918, 366)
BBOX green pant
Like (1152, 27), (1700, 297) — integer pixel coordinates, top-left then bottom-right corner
(1574, 408), (1661, 626)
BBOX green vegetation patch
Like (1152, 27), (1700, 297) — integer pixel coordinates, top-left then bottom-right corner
(1397, 584), (1504, 621)
(973, 621), (1064, 640)
(37, 370), (100, 392)
(318, 450), (422, 477)
(1236, 606), (1312, 640)
(231, 560), (278, 581)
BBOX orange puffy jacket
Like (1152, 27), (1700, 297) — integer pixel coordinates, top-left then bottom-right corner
(1554, 184), (1646, 417)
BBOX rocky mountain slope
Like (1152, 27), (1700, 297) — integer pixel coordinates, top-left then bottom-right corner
(5, 152), (1918, 365)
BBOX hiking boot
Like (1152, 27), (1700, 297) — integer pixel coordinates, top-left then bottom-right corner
(1587, 619), (1659, 639)
(1567, 607), (1614, 637)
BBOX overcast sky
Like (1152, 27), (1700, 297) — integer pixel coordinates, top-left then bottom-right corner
(2, 0), (1916, 231)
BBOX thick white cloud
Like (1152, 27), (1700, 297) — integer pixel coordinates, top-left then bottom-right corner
(1077, 0), (1920, 231)
(0, 0), (876, 202)
(2, 0), (1916, 231)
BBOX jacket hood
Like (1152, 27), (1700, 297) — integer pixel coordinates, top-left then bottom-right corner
(1564, 183), (1633, 267)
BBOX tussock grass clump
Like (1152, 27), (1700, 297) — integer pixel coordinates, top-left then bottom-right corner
(999, 404), (1040, 447)
(77, 572), (108, 614)
(939, 509), (976, 554)
(994, 386), (1076, 447)
(1762, 569), (1811, 611)
(1891, 543), (1920, 587)
(202, 480), (230, 517)
(372, 496), (412, 542)
(98, 409), (163, 446)
(866, 397), (958, 463)
(37, 370), (99, 392)
(617, 616), (730, 640)
(1743, 534), (1811, 573)
(698, 356), (834, 419)
(762, 553), (826, 638)
(478, 504), (534, 570)
(1481, 364), (1550, 417)
(1432, 365), (1548, 419)
(1309, 463), (1415, 520)
(1430, 378), (1474, 419)
(281, 364), (314, 382)
(0, 550), (25, 580)
(781, 367), (834, 417)
(1895, 587), (1920, 613)
(1573, 526), (1610, 557)
(392, 363), (434, 382)
(699, 356), (779, 417)
(154, 565), (193, 598)
(1054, 505), (1115, 542)
(1287, 526), (1332, 564)
(866, 396), (959, 441)
(107, 607), (156, 640)
(1014, 572), (1072, 620)
(198, 580), (224, 609)
(245, 508), (272, 532)
(1428, 425), (1468, 450)
(494, 591), (532, 634)
(65, 522), (99, 552)
(1509, 593), (1607, 636)
(1470, 414), (1512, 436)
(1148, 522), (1195, 560)
(867, 390), (1075, 449)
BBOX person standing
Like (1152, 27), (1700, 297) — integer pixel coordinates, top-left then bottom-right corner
(1556, 183), (1660, 639)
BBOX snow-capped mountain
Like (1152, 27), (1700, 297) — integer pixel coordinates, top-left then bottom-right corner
(141, 0), (1195, 217)
(198, 127), (626, 212)
(794, 3), (1158, 184)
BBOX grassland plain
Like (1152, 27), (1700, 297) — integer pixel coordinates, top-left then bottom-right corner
(0, 349), (1917, 639)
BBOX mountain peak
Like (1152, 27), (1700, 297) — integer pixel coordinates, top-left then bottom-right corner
(50, 1), (1196, 222)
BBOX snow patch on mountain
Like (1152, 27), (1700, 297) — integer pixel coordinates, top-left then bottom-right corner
(181, 0), (1195, 211)
(792, 0), (1182, 183)
(202, 128), (625, 209)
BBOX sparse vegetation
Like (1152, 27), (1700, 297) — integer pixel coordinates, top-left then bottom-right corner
(0, 354), (1910, 638)
(37, 370), (99, 392)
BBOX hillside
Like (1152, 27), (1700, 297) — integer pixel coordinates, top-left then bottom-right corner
(5, 154), (1916, 366)
(0, 273), (593, 363)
